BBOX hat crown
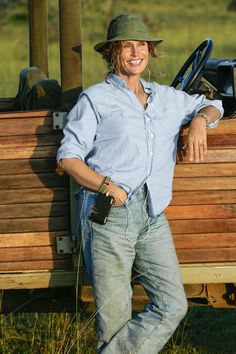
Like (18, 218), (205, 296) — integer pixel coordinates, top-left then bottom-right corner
(107, 14), (148, 40)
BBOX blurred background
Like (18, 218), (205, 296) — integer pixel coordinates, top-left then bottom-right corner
(0, 0), (236, 97)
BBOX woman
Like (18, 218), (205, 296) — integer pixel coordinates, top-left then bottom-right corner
(57, 14), (223, 354)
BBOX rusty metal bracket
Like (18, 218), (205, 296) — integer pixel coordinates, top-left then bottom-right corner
(56, 235), (78, 255)
(53, 112), (68, 130)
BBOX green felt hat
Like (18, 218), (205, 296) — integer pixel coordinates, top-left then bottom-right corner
(93, 14), (163, 53)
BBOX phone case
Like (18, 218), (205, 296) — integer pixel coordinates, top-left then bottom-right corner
(90, 193), (114, 225)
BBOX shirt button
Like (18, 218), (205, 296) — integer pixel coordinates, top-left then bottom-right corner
(150, 133), (154, 138)
(150, 152), (154, 156)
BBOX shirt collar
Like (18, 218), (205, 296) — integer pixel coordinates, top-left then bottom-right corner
(106, 73), (153, 94)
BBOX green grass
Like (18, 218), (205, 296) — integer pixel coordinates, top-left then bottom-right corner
(1, 307), (236, 353)
(1, 0), (236, 96)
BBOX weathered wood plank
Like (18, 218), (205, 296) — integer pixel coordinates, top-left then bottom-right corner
(0, 134), (62, 147)
(173, 177), (236, 191)
(0, 202), (69, 219)
(0, 110), (52, 119)
(0, 246), (70, 261)
(0, 259), (72, 271)
(0, 146), (58, 159)
(177, 149), (236, 163)
(0, 173), (67, 188)
(171, 190), (236, 205)
(0, 187), (68, 204)
(0, 231), (67, 247)
(0, 117), (53, 136)
(0, 158), (57, 174)
(170, 218), (236, 234)
(0, 270), (77, 289)
(181, 119), (236, 136)
(0, 216), (69, 233)
(166, 204), (236, 220)
(176, 248), (236, 263)
(173, 233), (236, 249)
(174, 163), (236, 177)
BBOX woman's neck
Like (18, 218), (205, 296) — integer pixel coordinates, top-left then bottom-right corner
(116, 72), (141, 92)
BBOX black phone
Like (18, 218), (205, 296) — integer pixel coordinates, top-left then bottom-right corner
(90, 193), (114, 225)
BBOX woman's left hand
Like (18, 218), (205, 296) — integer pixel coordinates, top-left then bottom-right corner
(182, 116), (207, 162)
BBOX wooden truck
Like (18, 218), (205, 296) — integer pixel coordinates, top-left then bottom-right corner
(1, 0), (236, 312)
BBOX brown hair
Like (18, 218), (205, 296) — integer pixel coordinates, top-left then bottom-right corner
(100, 41), (158, 74)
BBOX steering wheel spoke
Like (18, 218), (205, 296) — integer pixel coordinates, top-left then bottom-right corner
(170, 39), (214, 92)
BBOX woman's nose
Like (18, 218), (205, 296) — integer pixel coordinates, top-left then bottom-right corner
(131, 46), (139, 56)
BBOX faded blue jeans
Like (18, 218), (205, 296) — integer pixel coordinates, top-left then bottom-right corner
(76, 186), (188, 354)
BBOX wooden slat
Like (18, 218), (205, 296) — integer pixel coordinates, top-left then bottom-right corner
(0, 202), (69, 219)
(170, 218), (236, 234)
(173, 177), (236, 191)
(171, 190), (236, 205)
(0, 133), (62, 147)
(166, 204), (236, 220)
(181, 119), (236, 136)
(0, 231), (68, 247)
(0, 259), (72, 271)
(173, 233), (236, 249)
(0, 216), (69, 233)
(0, 146), (58, 159)
(0, 187), (67, 204)
(180, 133), (236, 148)
(176, 248), (236, 263)
(177, 149), (236, 163)
(0, 110), (51, 119)
(0, 270), (78, 289)
(0, 158), (57, 174)
(174, 162), (236, 177)
(0, 246), (70, 261)
(206, 134), (236, 147)
(0, 173), (67, 188)
(0, 117), (54, 136)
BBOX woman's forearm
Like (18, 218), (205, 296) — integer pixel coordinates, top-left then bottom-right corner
(59, 158), (127, 205)
(59, 158), (104, 191)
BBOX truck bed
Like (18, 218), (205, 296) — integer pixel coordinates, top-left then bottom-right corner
(0, 111), (236, 293)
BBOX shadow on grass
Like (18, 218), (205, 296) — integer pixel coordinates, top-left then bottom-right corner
(162, 307), (236, 354)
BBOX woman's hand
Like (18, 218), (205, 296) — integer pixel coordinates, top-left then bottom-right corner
(183, 116), (207, 162)
(107, 183), (128, 206)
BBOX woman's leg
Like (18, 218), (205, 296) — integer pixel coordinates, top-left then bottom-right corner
(77, 188), (140, 353)
(99, 207), (187, 353)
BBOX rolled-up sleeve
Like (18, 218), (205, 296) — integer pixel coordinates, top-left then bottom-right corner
(57, 93), (99, 163)
(177, 90), (224, 127)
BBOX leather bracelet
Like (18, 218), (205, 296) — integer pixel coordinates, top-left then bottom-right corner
(193, 112), (210, 125)
(98, 176), (112, 194)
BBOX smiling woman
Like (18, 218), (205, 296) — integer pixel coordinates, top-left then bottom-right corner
(57, 13), (223, 354)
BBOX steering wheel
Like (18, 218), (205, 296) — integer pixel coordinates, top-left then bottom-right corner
(170, 38), (214, 92)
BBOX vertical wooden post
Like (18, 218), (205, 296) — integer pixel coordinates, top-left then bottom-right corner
(28, 0), (49, 76)
(59, 0), (83, 110)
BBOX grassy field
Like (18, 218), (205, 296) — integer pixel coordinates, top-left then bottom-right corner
(1, 306), (236, 353)
(1, 0), (236, 97)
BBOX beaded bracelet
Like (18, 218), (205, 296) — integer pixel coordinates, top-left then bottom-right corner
(193, 112), (210, 125)
(98, 176), (112, 194)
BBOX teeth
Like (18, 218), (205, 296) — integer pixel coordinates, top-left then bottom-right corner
(129, 60), (142, 64)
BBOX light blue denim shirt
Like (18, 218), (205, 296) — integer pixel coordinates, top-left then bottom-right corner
(57, 73), (223, 216)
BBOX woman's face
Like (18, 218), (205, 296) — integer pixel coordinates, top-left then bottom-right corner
(117, 40), (149, 78)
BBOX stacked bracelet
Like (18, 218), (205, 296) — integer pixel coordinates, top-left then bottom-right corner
(98, 176), (112, 194)
(194, 112), (210, 125)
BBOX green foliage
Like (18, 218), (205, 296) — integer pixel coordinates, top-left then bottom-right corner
(0, 0), (236, 97)
(1, 308), (236, 353)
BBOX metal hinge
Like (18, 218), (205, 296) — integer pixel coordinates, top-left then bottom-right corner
(53, 112), (68, 130)
(56, 235), (78, 255)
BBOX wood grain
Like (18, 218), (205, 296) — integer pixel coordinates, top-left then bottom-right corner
(0, 187), (68, 204)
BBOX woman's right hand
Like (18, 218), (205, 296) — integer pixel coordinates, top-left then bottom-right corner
(107, 183), (128, 206)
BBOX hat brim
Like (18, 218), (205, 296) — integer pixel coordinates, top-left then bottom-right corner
(93, 34), (163, 53)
